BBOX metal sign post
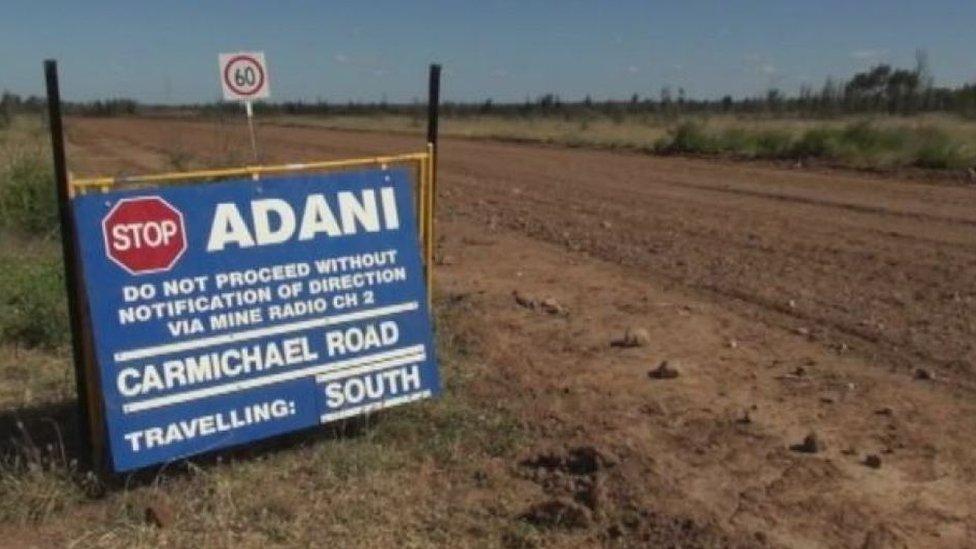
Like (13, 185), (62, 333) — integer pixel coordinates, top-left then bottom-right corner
(427, 64), (441, 154)
(425, 64), (441, 278)
(43, 59), (99, 470)
(244, 100), (259, 163)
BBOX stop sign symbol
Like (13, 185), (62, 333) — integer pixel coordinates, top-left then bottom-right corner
(102, 196), (187, 275)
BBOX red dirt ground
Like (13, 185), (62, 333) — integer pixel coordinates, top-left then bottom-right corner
(62, 117), (976, 547)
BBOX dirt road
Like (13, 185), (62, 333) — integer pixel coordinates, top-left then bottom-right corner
(65, 117), (976, 547)
(68, 117), (976, 380)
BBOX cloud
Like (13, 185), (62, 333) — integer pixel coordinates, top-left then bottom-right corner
(491, 68), (509, 78)
(627, 65), (640, 74)
(850, 48), (888, 60)
(332, 53), (390, 76)
(743, 54), (777, 75)
(740, 54), (785, 84)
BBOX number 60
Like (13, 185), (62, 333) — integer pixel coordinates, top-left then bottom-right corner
(234, 66), (257, 87)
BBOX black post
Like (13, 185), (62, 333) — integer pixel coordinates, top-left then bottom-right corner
(426, 63), (441, 149)
(426, 63), (441, 251)
(44, 60), (94, 468)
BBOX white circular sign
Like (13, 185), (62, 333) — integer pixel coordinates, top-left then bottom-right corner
(219, 52), (270, 101)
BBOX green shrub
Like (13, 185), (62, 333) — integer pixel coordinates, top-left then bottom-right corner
(641, 116), (973, 170)
(753, 129), (794, 157)
(668, 126), (795, 159)
(911, 128), (974, 169)
(655, 121), (717, 154)
(838, 120), (907, 157)
(0, 152), (58, 237)
(793, 127), (840, 158)
(0, 256), (68, 349)
(716, 128), (752, 153)
(788, 121), (921, 167)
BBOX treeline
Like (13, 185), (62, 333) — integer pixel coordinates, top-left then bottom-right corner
(244, 60), (976, 118)
(0, 92), (137, 122)
(241, 54), (976, 119)
(4, 52), (976, 119)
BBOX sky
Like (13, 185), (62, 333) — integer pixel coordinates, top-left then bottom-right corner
(1, 1), (975, 104)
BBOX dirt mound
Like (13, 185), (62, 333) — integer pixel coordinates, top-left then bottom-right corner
(520, 446), (615, 513)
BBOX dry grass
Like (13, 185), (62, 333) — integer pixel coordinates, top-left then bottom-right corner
(273, 112), (672, 148)
(0, 279), (531, 547)
(0, 116), (58, 237)
(273, 112), (976, 170)
(0, 116), (47, 163)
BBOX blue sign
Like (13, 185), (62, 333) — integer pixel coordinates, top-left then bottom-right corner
(71, 168), (439, 472)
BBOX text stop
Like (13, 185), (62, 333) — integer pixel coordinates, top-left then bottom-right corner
(102, 196), (187, 274)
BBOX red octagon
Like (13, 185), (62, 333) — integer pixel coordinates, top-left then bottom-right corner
(102, 196), (187, 275)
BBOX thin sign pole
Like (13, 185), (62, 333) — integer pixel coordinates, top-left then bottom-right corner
(245, 100), (259, 163)
(43, 59), (94, 468)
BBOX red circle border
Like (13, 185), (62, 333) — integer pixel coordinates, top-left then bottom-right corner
(223, 54), (266, 97)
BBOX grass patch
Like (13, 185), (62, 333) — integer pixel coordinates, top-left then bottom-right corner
(0, 424), (92, 526)
(0, 118), (58, 237)
(654, 121), (717, 154)
(912, 128), (974, 169)
(0, 252), (68, 350)
(0, 153), (58, 236)
(0, 459), (88, 524)
(0, 118), (68, 349)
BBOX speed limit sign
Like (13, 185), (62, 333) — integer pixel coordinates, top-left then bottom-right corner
(219, 52), (270, 101)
